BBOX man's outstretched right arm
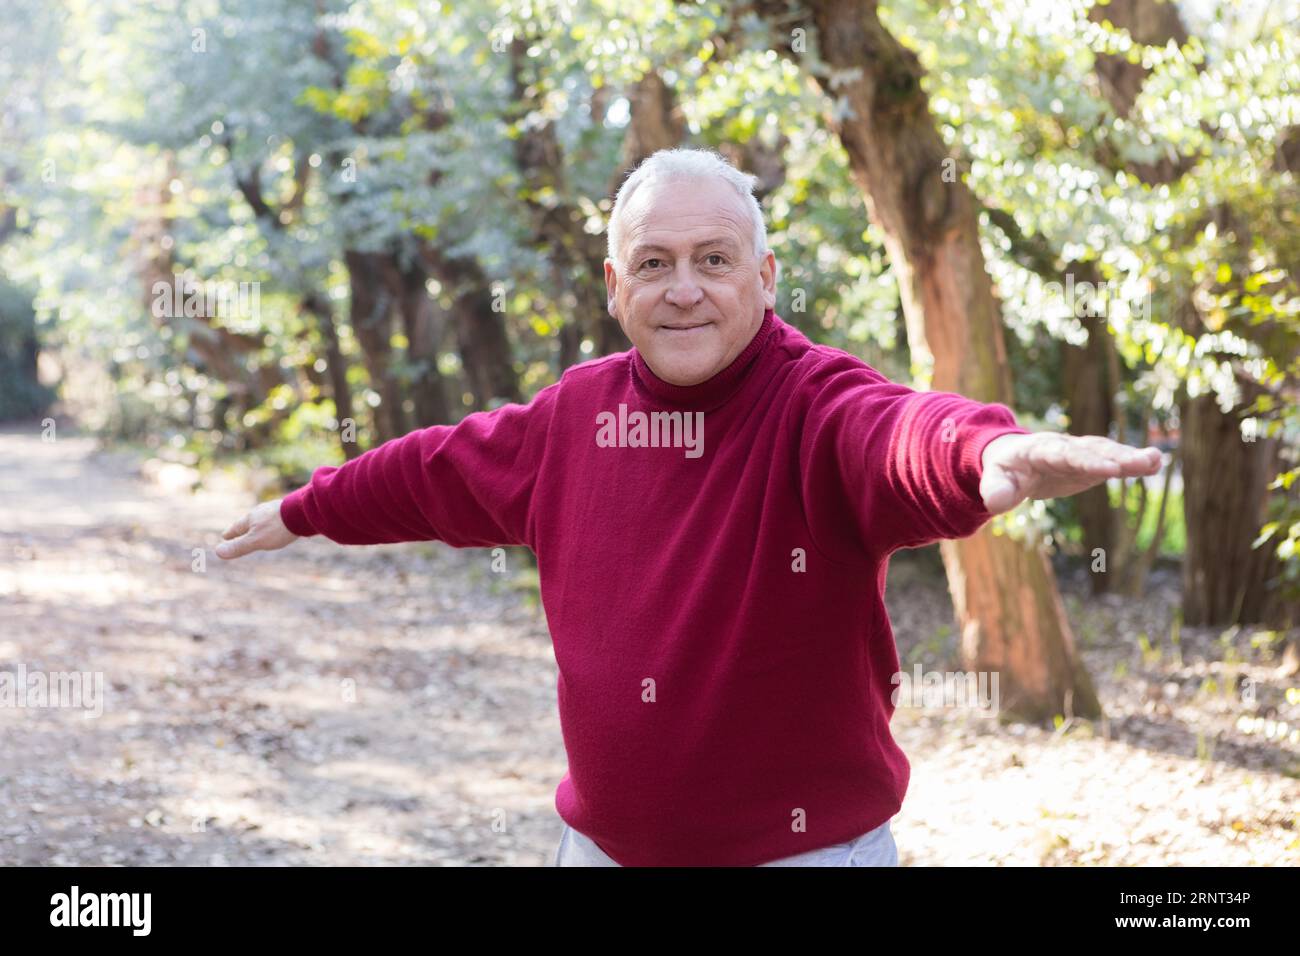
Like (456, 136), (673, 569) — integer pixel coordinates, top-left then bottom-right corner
(216, 383), (559, 560)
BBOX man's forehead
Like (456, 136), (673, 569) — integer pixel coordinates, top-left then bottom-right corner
(625, 179), (747, 227)
(627, 231), (742, 255)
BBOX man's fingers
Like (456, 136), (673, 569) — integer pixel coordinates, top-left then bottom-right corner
(1080, 442), (1162, 477)
(1063, 444), (1121, 477)
(1126, 446), (1164, 473)
(1081, 437), (1162, 465)
(1028, 436), (1161, 479)
(222, 513), (250, 540)
(215, 528), (279, 560)
(214, 533), (255, 560)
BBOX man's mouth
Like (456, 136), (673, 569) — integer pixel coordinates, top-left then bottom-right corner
(660, 321), (713, 332)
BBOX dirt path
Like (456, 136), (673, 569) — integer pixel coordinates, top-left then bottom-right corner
(1, 421), (1296, 865)
(1, 422), (563, 865)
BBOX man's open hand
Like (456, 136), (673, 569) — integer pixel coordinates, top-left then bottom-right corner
(980, 432), (1163, 515)
(215, 498), (298, 560)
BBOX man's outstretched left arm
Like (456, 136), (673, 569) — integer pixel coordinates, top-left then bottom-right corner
(801, 360), (1163, 561)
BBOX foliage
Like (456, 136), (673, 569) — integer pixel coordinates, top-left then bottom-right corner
(0, 0), (1296, 593)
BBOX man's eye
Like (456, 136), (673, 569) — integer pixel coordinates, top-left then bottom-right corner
(641, 258), (663, 269)
(705, 254), (726, 266)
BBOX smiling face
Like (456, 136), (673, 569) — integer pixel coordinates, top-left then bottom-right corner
(604, 176), (777, 387)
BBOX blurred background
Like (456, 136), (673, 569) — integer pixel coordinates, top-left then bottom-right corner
(0, 0), (1297, 865)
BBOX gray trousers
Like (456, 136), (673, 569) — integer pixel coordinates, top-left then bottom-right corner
(552, 818), (899, 866)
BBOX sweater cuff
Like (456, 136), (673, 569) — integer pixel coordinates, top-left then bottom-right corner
(279, 486), (318, 537)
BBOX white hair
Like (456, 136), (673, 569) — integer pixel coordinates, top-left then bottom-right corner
(606, 147), (769, 265)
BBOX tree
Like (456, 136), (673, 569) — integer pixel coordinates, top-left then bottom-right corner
(751, 0), (1101, 721)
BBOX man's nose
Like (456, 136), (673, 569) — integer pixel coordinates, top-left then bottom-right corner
(664, 261), (704, 308)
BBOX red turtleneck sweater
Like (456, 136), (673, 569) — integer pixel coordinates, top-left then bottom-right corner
(279, 309), (1029, 866)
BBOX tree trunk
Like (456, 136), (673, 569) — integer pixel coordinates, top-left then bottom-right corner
(1062, 306), (1119, 589)
(420, 244), (523, 411)
(228, 149), (362, 457)
(1180, 384), (1291, 625)
(133, 166), (295, 446)
(301, 292), (360, 460)
(411, 107), (523, 409)
(378, 253), (453, 427)
(1088, 0), (1197, 184)
(756, 0), (1101, 721)
(508, 37), (615, 369)
(344, 249), (405, 444)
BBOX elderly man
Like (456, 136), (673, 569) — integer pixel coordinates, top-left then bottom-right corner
(217, 148), (1161, 867)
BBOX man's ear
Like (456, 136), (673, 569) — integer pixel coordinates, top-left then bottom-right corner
(760, 250), (778, 310)
(604, 258), (619, 319)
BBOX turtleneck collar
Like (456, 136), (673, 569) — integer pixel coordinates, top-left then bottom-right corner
(630, 307), (778, 410)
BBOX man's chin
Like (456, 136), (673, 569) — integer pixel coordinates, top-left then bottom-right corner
(646, 354), (720, 387)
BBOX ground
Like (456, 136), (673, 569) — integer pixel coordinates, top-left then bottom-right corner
(1, 421), (1296, 866)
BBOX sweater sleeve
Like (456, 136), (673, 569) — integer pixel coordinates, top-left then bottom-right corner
(278, 383), (559, 549)
(799, 357), (1031, 562)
